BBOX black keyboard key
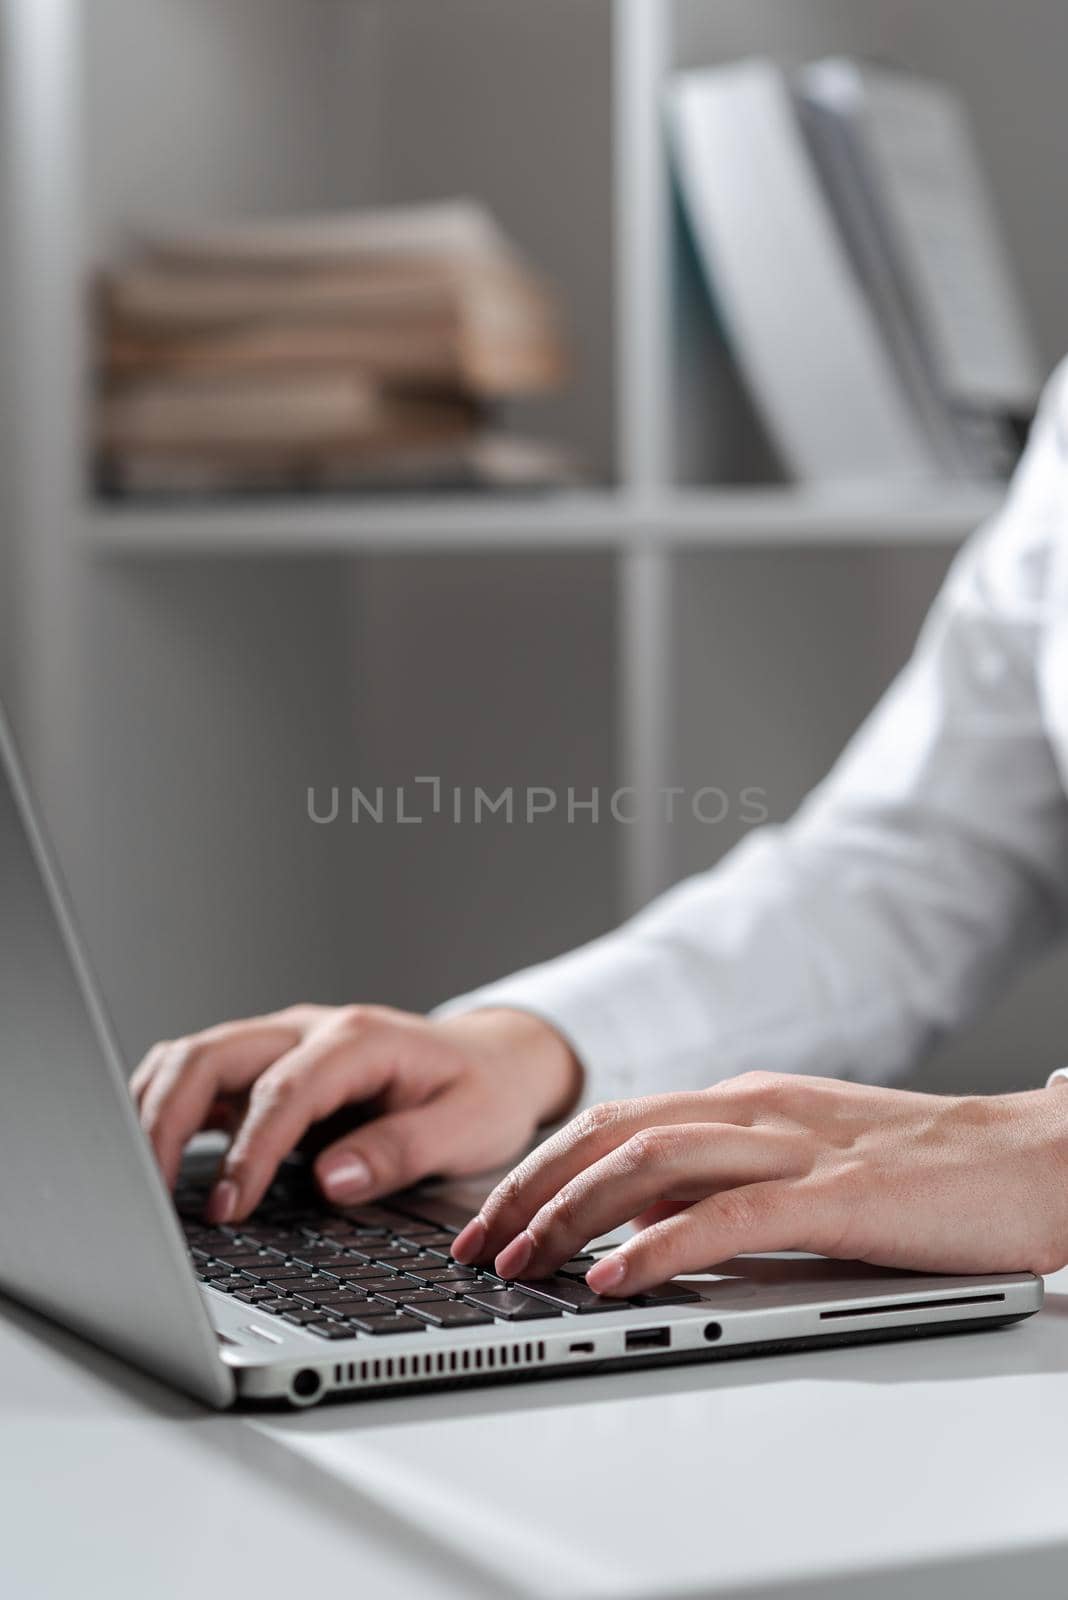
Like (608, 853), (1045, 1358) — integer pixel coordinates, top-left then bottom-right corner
(512, 1278), (628, 1314)
(373, 1287), (452, 1307)
(308, 1297), (375, 1318)
(190, 1229), (234, 1252)
(257, 1297), (303, 1314)
(303, 1312), (354, 1337)
(243, 1232), (312, 1252)
(202, 1276), (249, 1293)
(298, 1288), (370, 1308)
(213, 1252), (276, 1270)
(462, 1289), (562, 1321)
(287, 1244), (345, 1268)
(317, 1248), (378, 1267)
(196, 1264), (237, 1281)
(305, 1320), (355, 1340)
(631, 1285), (703, 1306)
(274, 1276), (335, 1295)
(244, 1244), (288, 1262)
(248, 1266), (309, 1284)
(290, 1289), (351, 1307)
(393, 1252), (450, 1274)
(322, 1279), (399, 1300)
(282, 1308), (337, 1326)
(345, 1206), (422, 1232)
(309, 1219), (366, 1238)
(232, 1287), (277, 1304)
(329, 1209), (388, 1235)
(320, 1263), (398, 1283)
(346, 1314), (426, 1336)
(370, 1248), (418, 1266)
(406, 1266), (479, 1285)
(390, 1202), (460, 1234)
(408, 1300), (494, 1329)
(555, 1256), (597, 1279)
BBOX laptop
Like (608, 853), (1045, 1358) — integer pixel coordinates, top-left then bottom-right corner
(0, 704), (1043, 1408)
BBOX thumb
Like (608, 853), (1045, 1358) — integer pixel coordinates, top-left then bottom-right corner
(314, 1097), (468, 1205)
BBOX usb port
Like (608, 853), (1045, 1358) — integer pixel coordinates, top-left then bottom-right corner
(625, 1326), (671, 1351)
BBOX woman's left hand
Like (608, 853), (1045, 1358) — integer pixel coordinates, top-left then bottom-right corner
(450, 1074), (1068, 1293)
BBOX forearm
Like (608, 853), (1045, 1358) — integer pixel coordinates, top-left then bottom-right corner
(438, 809), (1065, 1109)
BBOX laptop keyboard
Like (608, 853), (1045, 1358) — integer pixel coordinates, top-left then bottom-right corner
(178, 1184), (704, 1342)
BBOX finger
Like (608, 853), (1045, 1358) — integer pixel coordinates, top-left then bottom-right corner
(130, 1040), (170, 1109)
(314, 1088), (479, 1205)
(213, 1028), (399, 1221)
(496, 1124), (799, 1280)
(461, 1093), (714, 1265)
(139, 1022), (299, 1187)
(585, 1180), (824, 1296)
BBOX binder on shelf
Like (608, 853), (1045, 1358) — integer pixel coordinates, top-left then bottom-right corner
(667, 57), (1040, 487)
(798, 58), (1041, 480)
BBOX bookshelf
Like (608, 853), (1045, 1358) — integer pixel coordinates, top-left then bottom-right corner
(4, 0), (1066, 1087)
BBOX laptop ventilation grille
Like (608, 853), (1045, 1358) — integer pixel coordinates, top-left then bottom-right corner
(331, 1339), (548, 1388)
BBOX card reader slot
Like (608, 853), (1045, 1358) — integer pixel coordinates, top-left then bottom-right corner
(819, 1292), (1004, 1321)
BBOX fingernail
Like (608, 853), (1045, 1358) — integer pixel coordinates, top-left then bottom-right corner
(495, 1230), (534, 1280)
(586, 1254), (628, 1294)
(318, 1152), (373, 1202)
(206, 1179), (238, 1225)
(451, 1217), (486, 1264)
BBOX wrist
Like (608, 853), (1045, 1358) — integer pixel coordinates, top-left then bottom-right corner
(440, 1007), (583, 1125)
(1026, 1082), (1068, 1272)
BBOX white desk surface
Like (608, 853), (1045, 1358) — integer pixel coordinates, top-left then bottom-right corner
(5, 1270), (1068, 1600)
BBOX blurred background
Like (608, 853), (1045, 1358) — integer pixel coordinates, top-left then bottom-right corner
(3, 0), (1068, 1094)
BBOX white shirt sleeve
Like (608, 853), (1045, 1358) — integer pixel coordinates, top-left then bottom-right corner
(437, 364), (1068, 1111)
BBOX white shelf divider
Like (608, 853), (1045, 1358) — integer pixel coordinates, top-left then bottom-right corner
(614, 0), (676, 914)
(85, 491), (630, 556)
(657, 484), (1004, 545)
(85, 484), (1004, 557)
(3, 0), (86, 805)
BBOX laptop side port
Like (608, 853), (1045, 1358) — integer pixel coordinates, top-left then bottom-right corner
(625, 1326), (671, 1351)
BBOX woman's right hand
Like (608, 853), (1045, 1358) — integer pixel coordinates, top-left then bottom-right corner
(130, 1003), (582, 1225)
